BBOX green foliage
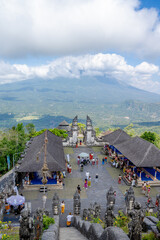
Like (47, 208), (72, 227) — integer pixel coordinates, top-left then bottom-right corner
(43, 215), (55, 231)
(156, 220), (160, 231)
(31, 128), (68, 138)
(124, 123), (135, 137)
(0, 123), (27, 173)
(145, 211), (158, 218)
(78, 123), (86, 134)
(114, 210), (130, 228)
(90, 216), (105, 229)
(94, 127), (102, 137)
(25, 123), (36, 138)
(141, 131), (160, 149)
(142, 232), (158, 240)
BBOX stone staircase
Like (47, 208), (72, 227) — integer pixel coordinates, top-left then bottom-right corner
(59, 227), (87, 240)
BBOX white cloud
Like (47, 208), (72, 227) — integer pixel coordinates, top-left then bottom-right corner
(0, 53), (160, 94)
(0, 0), (160, 58)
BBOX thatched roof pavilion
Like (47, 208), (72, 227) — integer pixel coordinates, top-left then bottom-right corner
(17, 130), (66, 172)
(114, 136), (160, 167)
(102, 129), (131, 145)
(57, 120), (71, 131)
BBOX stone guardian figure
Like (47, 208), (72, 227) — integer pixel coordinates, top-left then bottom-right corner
(19, 210), (34, 240)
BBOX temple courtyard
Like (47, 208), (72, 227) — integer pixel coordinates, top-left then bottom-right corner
(4, 146), (160, 227)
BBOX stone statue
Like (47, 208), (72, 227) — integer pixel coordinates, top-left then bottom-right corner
(83, 209), (88, 220)
(19, 210), (34, 240)
(106, 187), (115, 208)
(34, 208), (43, 240)
(105, 205), (115, 227)
(73, 190), (81, 215)
(88, 203), (95, 221)
(125, 187), (135, 212)
(128, 202), (144, 240)
(52, 193), (59, 215)
(93, 202), (101, 218)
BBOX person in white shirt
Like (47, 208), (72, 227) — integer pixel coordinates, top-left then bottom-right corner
(86, 171), (89, 180)
(66, 212), (73, 227)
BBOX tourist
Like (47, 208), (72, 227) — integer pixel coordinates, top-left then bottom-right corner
(132, 178), (136, 187)
(95, 173), (99, 183)
(60, 201), (65, 214)
(114, 191), (116, 197)
(147, 187), (151, 198)
(88, 176), (91, 187)
(144, 182), (147, 195)
(80, 140), (82, 145)
(76, 141), (78, 148)
(102, 158), (105, 165)
(92, 158), (95, 166)
(96, 158), (99, 165)
(141, 183), (145, 194)
(67, 163), (70, 173)
(69, 165), (72, 174)
(84, 179), (88, 189)
(118, 174), (122, 184)
(77, 156), (80, 165)
(105, 157), (107, 164)
(66, 212), (73, 227)
(77, 185), (81, 194)
(124, 189), (128, 204)
(86, 171), (89, 180)
(63, 171), (66, 178)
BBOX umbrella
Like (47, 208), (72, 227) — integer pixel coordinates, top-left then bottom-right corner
(6, 195), (25, 206)
(79, 152), (89, 158)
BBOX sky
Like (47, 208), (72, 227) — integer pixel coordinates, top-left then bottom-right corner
(0, 0), (160, 94)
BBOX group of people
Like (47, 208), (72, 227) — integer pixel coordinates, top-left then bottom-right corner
(60, 200), (73, 227)
(142, 182), (151, 197)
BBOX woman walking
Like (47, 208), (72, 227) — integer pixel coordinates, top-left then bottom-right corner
(60, 201), (65, 214)
(88, 176), (91, 187)
(84, 179), (88, 189)
(118, 174), (122, 184)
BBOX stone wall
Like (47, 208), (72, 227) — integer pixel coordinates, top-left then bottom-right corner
(41, 215), (59, 240)
(0, 169), (14, 191)
(73, 216), (129, 240)
(0, 169), (15, 220)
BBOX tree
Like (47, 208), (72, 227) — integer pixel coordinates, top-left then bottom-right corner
(124, 124), (135, 137)
(78, 123), (86, 134)
(140, 131), (160, 148)
(25, 123), (36, 137)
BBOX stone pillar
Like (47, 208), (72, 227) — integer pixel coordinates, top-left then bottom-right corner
(73, 190), (81, 215)
(52, 193), (60, 215)
(86, 116), (95, 145)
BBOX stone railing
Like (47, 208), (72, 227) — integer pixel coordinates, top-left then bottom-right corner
(41, 215), (59, 240)
(73, 216), (129, 240)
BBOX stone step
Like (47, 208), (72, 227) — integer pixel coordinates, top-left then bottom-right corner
(59, 227), (87, 240)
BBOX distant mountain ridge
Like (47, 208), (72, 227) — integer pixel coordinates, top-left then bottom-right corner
(0, 76), (160, 129)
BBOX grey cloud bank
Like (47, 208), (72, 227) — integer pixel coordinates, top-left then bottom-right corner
(0, 53), (159, 94)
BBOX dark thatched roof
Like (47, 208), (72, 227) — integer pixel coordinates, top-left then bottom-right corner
(17, 130), (66, 172)
(58, 120), (69, 126)
(114, 136), (160, 167)
(102, 129), (131, 145)
(57, 120), (71, 131)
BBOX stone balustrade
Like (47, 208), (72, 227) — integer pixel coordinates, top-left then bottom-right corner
(73, 216), (129, 240)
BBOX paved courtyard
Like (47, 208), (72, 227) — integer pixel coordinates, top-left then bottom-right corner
(5, 146), (160, 226)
